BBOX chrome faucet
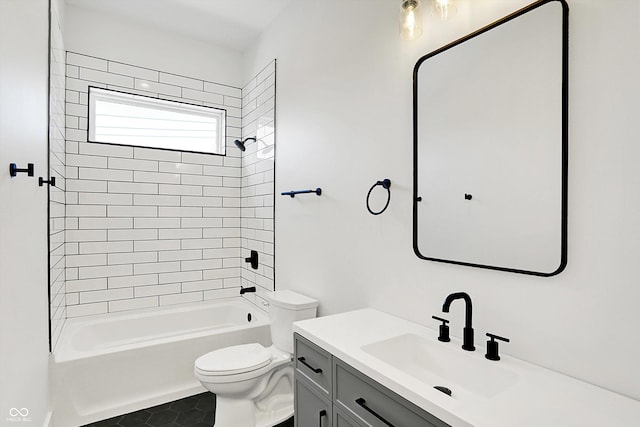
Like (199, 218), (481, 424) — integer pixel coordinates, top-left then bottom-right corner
(442, 292), (475, 351)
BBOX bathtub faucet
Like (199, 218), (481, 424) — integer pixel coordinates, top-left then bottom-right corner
(240, 286), (256, 295)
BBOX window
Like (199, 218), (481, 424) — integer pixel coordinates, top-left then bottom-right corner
(88, 87), (226, 155)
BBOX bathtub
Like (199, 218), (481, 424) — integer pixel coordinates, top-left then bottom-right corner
(52, 298), (270, 427)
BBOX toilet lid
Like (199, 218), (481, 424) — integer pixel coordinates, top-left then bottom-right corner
(195, 343), (272, 375)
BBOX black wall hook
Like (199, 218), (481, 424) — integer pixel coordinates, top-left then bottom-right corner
(366, 178), (392, 215)
(39, 176), (56, 187)
(9, 163), (34, 177)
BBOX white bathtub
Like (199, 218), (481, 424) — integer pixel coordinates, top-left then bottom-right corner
(53, 298), (270, 427)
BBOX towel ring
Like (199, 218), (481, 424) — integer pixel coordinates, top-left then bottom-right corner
(366, 179), (391, 215)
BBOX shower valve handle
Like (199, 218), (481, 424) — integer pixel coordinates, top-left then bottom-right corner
(245, 250), (258, 269)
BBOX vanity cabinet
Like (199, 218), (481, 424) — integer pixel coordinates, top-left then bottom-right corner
(294, 333), (450, 427)
(295, 374), (332, 427)
(294, 333), (333, 427)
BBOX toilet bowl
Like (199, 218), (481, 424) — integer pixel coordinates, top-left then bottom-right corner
(194, 290), (319, 427)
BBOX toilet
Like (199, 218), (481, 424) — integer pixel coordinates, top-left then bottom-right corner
(194, 290), (319, 427)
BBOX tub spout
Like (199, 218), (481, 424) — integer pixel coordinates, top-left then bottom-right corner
(240, 286), (256, 295)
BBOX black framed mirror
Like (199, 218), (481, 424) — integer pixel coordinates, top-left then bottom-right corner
(413, 0), (568, 276)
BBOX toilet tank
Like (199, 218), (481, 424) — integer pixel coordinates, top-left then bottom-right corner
(267, 290), (319, 354)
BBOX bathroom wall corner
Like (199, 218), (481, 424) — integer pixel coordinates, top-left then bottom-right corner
(240, 59), (277, 311)
(49, 0), (67, 352)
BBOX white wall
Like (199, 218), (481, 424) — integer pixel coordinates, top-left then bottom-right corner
(245, 0), (640, 400)
(0, 0), (50, 424)
(64, 3), (244, 87)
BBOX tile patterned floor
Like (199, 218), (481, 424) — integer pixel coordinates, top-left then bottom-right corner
(82, 392), (294, 427)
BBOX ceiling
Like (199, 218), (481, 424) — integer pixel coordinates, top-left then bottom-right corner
(65, 0), (294, 52)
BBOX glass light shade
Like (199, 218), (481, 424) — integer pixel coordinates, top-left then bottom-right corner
(432, 0), (457, 21)
(400, 0), (423, 40)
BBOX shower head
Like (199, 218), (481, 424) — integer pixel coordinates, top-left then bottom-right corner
(233, 137), (257, 152)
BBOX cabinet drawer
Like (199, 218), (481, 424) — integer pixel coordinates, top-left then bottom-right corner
(334, 358), (450, 427)
(294, 333), (332, 396)
(295, 375), (332, 427)
(334, 407), (364, 427)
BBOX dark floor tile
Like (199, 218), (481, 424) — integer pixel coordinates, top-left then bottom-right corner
(87, 393), (293, 427)
(146, 409), (178, 426)
(148, 423), (181, 427)
(119, 410), (151, 427)
(201, 410), (215, 424)
(175, 408), (205, 426)
(169, 396), (198, 412)
(194, 393), (216, 412)
(276, 417), (294, 427)
(83, 415), (123, 427)
(146, 402), (174, 414)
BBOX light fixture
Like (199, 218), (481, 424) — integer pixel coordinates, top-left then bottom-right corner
(432, 0), (457, 21)
(399, 0), (423, 40)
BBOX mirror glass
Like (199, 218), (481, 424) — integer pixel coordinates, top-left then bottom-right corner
(413, 0), (568, 276)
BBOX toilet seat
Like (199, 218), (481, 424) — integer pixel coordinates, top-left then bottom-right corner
(195, 344), (292, 384)
(195, 343), (272, 376)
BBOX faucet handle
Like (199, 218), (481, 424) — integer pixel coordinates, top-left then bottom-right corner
(485, 333), (510, 361)
(432, 316), (451, 342)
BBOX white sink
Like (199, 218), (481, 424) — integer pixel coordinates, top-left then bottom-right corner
(361, 333), (518, 402)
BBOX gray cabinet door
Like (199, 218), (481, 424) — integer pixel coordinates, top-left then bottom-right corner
(294, 375), (332, 427)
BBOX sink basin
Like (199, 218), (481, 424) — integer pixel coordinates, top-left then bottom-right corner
(361, 333), (518, 401)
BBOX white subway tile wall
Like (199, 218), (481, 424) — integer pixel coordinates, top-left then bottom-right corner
(240, 60), (276, 308)
(64, 52), (252, 318)
(49, 0), (67, 350)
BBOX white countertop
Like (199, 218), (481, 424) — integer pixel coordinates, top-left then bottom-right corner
(293, 308), (640, 427)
